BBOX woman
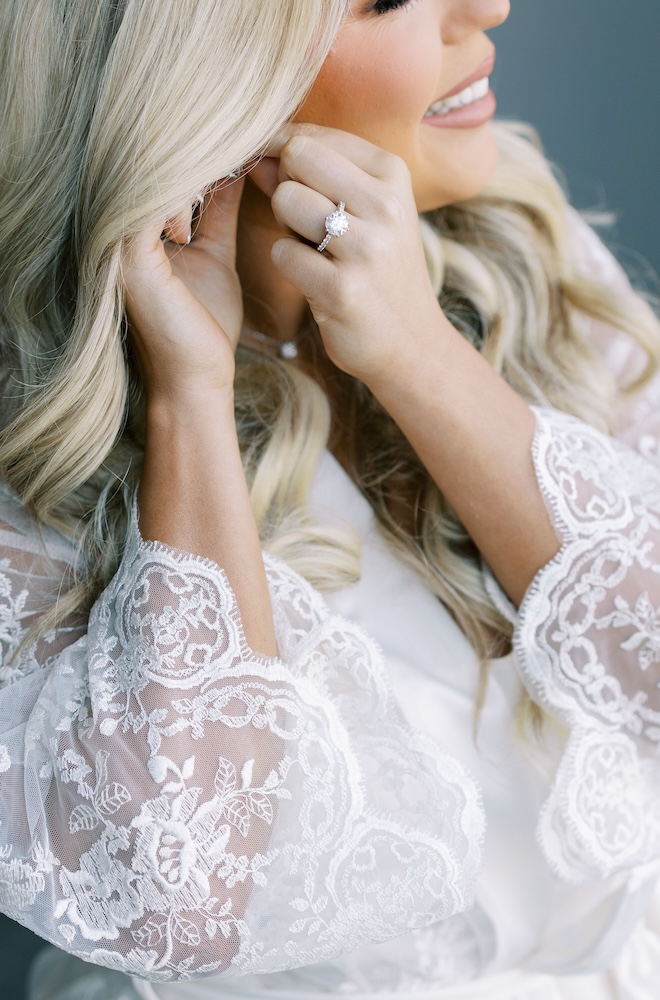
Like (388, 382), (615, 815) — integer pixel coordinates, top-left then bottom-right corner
(2, 0), (659, 998)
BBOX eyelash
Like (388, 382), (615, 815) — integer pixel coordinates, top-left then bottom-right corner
(371, 0), (413, 15)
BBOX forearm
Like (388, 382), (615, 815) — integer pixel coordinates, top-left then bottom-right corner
(369, 316), (560, 606)
(139, 387), (277, 656)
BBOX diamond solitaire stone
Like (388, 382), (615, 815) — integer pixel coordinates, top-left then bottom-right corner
(317, 201), (349, 252)
(325, 205), (349, 237)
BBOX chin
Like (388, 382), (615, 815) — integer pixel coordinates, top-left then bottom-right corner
(414, 127), (500, 212)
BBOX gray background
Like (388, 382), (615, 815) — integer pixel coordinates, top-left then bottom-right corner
(1, 2), (660, 998)
(492, 0), (660, 277)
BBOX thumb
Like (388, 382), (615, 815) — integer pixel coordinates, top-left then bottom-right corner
(193, 176), (246, 264)
(248, 156), (280, 199)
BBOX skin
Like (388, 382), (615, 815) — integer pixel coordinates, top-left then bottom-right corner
(239, 0), (510, 341)
(126, 0), (559, 659)
(297, 0), (509, 211)
(125, 181), (278, 657)
(244, 0), (559, 602)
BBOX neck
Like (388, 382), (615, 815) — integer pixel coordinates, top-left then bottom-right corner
(237, 178), (310, 344)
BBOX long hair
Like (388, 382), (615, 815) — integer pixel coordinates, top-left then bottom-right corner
(0, 0), (349, 632)
(230, 122), (660, 720)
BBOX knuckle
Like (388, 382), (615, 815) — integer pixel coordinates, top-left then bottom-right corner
(379, 150), (410, 184)
(293, 122), (322, 141)
(281, 134), (308, 168)
(390, 154), (411, 184)
(271, 180), (297, 218)
(376, 190), (405, 226)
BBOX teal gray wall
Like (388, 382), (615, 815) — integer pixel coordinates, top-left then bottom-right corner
(492, 0), (660, 275)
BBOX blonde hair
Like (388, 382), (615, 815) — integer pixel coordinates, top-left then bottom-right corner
(2, 4), (658, 690)
(230, 122), (660, 723)
(0, 0), (349, 630)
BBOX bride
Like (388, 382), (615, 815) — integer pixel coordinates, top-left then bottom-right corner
(1, 1), (659, 998)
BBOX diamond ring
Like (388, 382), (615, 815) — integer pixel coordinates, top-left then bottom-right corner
(317, 201), (350, 253)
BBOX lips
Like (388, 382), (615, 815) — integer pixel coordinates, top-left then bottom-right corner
(435, 50), (496, 104)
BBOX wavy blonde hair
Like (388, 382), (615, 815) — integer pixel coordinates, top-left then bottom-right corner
(231, 122), (660, 721)
(0, 0), (349, 631)
(2, 1), (658, 690)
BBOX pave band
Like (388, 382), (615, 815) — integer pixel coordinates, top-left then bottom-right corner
(317, 201), (350, 253)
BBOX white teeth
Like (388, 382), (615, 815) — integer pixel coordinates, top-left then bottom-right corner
(424, 76), (489, 118)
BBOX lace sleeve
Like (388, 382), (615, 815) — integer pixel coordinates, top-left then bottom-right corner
(0, 484), (484, 983)
(511, 407), (660, 884)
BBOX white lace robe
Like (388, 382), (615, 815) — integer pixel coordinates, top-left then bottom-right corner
(0, 217), (659, 989)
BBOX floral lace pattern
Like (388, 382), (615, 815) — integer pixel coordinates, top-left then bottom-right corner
(2, 401), (660, 984)
(515, 408), (660, 882)
(0, 500), (484, 982)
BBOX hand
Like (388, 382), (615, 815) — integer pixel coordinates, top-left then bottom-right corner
(252, 126), (447, 388)
(123, 178), (245, 401)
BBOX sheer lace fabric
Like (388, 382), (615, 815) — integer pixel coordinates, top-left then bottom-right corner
(3, 400), (659, 987)
(1, 213), (659, 989)
(510, 408), (660, 883)
(0, 481), (484, 982)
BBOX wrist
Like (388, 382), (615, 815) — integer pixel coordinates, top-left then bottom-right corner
(146, 380), (235, 416)
(145, 383), (237, 441)
(364, 309), (457, 402)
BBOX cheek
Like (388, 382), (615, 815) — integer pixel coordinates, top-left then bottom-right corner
(299, 48), (429, 145)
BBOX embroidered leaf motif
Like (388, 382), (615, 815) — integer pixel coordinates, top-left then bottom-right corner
(181, 756), (195, 780)
(97, 783), (131, 815)
(172, 914), (201, 946)
(93, 750), (109, 792)
(133, 917), (168, 948)
(263, 769), (280, 790)
(240, 758), (254, 789)
(148, 755), (172, 784)
(247, 791), (273, 825)
(224, 797), (250, 837)
(215, 757), (237, 798)
(69, 804), (99, 834)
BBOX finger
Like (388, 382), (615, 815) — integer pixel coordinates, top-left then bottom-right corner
(124, 217), (170, 274)
(272, 180), (356, 258)
(163, 204), (196, 246)
(271, 236), (334, 301)
(278, 136), (397, 218)
(248, 157), (280, 199)
(266, 123), (392, 179)
(193, 176), (245, 264)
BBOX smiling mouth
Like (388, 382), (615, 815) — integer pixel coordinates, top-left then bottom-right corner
(424, 76), (490, 118)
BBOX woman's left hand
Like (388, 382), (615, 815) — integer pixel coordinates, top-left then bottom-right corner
(253, 125), (447, 389)
(252, 125), (560, 606)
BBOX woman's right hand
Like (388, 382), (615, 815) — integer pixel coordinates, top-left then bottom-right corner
(127, 174), (278, 656)
(123, 177), (245, 401)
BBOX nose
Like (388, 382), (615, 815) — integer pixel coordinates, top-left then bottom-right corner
(442, 0), (511, 44)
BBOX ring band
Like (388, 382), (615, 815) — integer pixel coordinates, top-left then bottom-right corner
(317, 201), (350, 253)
